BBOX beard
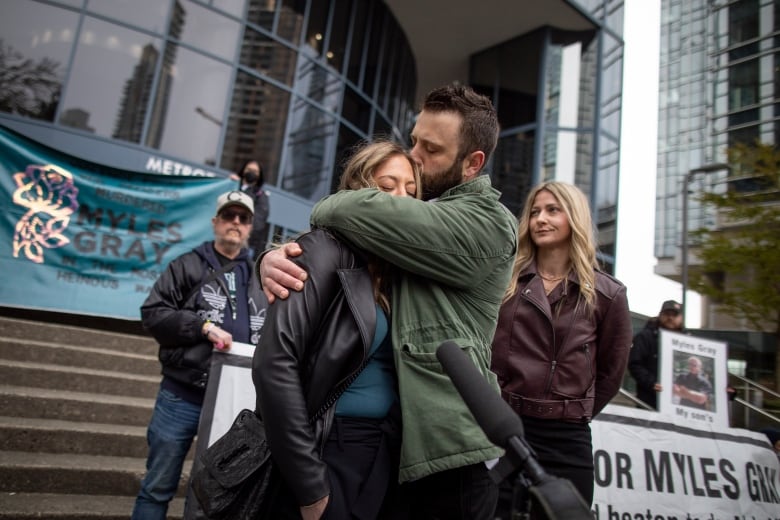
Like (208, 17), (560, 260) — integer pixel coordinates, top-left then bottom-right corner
(421, 157), (463, 201)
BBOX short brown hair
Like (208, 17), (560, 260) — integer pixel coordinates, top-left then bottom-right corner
(422, 83), (500, 168)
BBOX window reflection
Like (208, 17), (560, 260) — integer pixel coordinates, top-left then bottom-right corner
(0, 0), (76, 121)
(327, 0), (351, 73)
(494, 132), (535, 216)
(574, 131), (593, 190)
(277, 0), (306, 44)
(363, 3), (386, 96)
(281, 100), (338, 200)
(378, 22), (400, 111)
(345, 0), (368, 85)
(176, 0), (241, 61)
(296, 57), (341, 113)
(239, 27), (297, 87)
(332, 123), (361, 193)
(304, 1), (328, 57)
(342, 86), (371, 133)
(1, 0), (418, 200)
(59, 17), (162, 138)
(148, 44), (231, 165)
(113, 43), (161, 142)
(86, 0), (170, 34)
(246, 0), (278, 32)
(220, 70), (290, 185)
(211, 0), (247, 18)
(472, 31), (544, 130)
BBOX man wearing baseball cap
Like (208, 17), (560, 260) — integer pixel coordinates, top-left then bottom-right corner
(628, 300), (683, 409)
(132, 190), (266, 520)
(215, 188), (255, 216)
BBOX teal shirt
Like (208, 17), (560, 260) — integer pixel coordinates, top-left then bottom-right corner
(335, 305), (397, 418)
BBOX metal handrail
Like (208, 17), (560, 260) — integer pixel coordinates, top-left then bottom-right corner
(732, 396), (780, 425)
(616, 388), (654, 411)
(618, 381), (780, 428)
(730, 373), (780, 401)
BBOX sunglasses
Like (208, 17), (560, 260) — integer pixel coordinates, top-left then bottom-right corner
(219, 209), (252, 225)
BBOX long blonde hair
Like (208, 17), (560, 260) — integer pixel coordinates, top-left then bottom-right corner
(338, 140), (421, 312)
(504, 181), (598, 308)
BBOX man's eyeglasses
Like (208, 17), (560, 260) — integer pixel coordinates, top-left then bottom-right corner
(219, 209), (252, 225)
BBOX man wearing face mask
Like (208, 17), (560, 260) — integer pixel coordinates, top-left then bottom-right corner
(235, 159), (270, 259)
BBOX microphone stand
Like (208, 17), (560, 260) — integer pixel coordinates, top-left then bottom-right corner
(510, 470), (532, 520)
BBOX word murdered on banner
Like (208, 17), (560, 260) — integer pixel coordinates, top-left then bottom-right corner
(592, 405), (780, 519)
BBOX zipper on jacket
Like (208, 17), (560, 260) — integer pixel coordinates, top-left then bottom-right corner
(583, 343), (594, 380)
(310, 354), (370, 422)
(523, 286), (559, 396)
(544, 360), (558, 395)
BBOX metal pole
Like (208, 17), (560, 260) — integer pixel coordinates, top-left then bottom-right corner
(681, 172), (692, 327)
(681, 163), (730, 329)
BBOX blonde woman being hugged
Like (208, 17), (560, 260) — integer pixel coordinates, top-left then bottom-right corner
(491, 182), (633, 516)
(253, 140), (420, 520)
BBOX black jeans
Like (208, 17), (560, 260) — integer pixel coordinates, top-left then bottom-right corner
(402, 462), (498, 520)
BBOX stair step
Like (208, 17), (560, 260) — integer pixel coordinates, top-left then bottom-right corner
(0, 385), (153, 426)
(0, 360), (159, 398)
(0, 416), (148, 458)
(0, 338), (159, 375)
(0, 314), (199, 519)
(0, 492), (183, 520)
(0, 451), (190, 497)
(0, 316), (156, 355)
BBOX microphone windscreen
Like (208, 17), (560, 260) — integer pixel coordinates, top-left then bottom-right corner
(436, 340), (524, 449)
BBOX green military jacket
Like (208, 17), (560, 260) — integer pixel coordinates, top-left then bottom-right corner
(310, 175), (518, 482)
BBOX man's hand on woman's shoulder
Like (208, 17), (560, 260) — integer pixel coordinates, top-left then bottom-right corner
(259, 242), (307, 303)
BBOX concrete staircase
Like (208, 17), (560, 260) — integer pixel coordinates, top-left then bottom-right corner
(0, 314), (186, 519)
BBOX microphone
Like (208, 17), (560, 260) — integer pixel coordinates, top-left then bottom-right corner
(436, 340), (592, 520)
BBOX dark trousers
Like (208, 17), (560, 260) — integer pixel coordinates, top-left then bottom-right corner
(269, 413), (402, 520)
(323, 416), (401, 520)
(495, 417), (593, 519)
(401, 462), (498, 520)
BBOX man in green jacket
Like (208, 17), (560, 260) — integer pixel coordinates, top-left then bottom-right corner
(260, 84), (517, 519)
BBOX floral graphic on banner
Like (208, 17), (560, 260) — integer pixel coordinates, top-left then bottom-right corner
(12, 164), (79, 264)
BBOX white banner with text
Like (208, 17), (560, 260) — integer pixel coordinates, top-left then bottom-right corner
(592, 405), (779, 519)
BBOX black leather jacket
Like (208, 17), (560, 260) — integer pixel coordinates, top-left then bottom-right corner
(492, 266), (633, 422)
(252, 229), (377, 507)
(141, 242), (265, 393)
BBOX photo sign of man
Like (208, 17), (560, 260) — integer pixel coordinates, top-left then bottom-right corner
(657, 329), (729, 429)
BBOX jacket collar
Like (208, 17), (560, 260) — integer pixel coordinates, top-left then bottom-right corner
(439, 174), (494, 199)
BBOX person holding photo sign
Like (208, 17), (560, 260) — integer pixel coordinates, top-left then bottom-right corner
(132, 190), (267, 520)
(628, 299), (683, 410)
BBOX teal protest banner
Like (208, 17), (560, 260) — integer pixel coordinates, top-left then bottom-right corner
(0, 125), (234, 319)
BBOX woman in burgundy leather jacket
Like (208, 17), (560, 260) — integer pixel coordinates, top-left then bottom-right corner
(491, 181), (632, 513)
(252, 141), (420, 520)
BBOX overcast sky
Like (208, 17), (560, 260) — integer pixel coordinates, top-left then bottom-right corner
(615, 0), (702, 327)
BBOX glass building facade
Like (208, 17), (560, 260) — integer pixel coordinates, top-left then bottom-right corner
(656, 0), (779, 278)
(1, 0), (625, 271)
